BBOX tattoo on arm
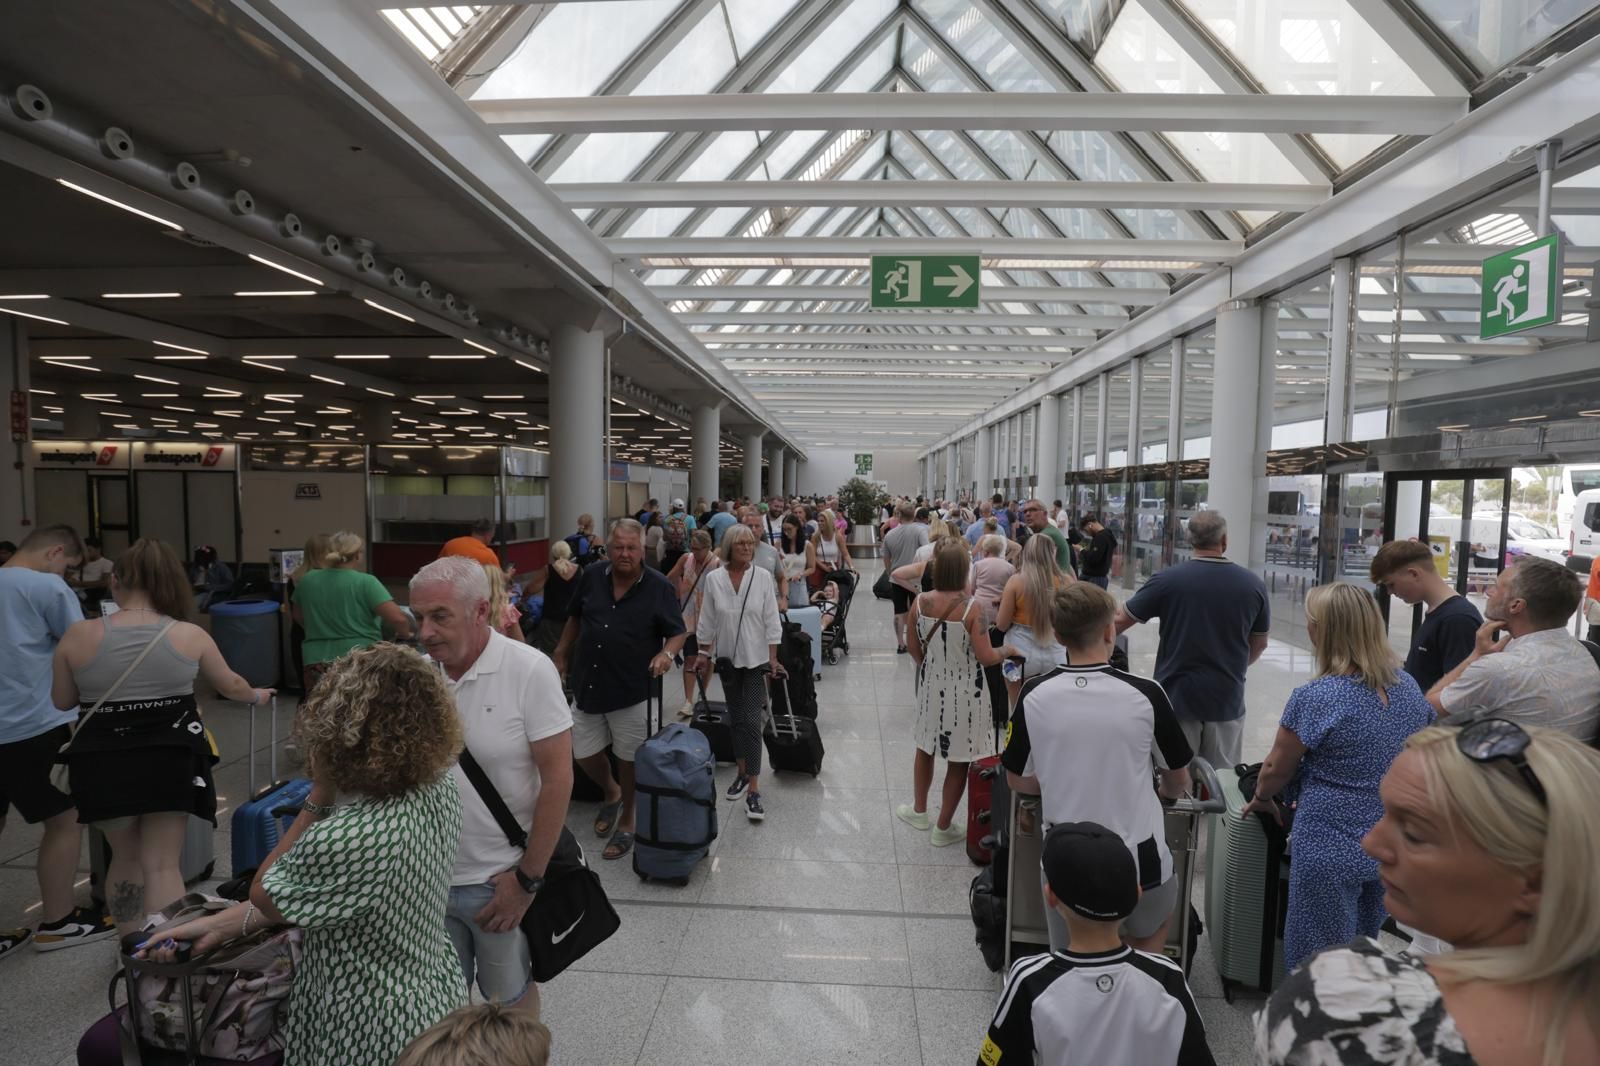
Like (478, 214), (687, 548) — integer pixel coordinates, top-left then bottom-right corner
(110, 880), (144, 925)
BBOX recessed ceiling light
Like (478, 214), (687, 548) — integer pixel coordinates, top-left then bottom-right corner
(483, 395), (524, 401)
(362, 299), (414, 323)
(247, 253), (323, 287)
(0, 305), (67, 325)
(1508, 414), (1547, 423)
(234, 290), (317, 297)
(154, 354), (208, 361)
(163, 405), (195, 413)
(462, 339), (496, 355)
(58, 178), (183, 230)
(154, 340), (209, 356)
(429, 354), (484, 361)
(102, 292), (180, 299)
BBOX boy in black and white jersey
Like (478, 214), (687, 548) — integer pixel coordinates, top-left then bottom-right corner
(1002, 582), (1193, 953)
(977, 823), (1215, 1066)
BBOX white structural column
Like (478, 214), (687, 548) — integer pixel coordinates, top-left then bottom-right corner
(1035, 396), (1061, 503)
(768, 444), (786, 498)
(691, 403), (721, 509)
(1325, 257), (1356, 444)
(973, 427), (993, 500)
(1069, 387), (1084, 472)
(1166, 337), (1185, 464)
(549, 323), (607, 534)
(1210, 301), (1266, 565)
(1252, 302), (1281, 573)
(785, 454), (799, 498)
(1095, 373), (1110, 469)
(1127, 358), (1144, 466)
(1, 322), (29, 537)
(945, 445), (959, 503)
(742, 431), (765, 503)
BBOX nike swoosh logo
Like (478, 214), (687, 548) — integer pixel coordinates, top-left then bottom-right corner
(551, 911), (585, 945)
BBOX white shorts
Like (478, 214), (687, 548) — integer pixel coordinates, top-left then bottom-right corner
(1006, 623), (1066, 679)
(571, 700), (650, 761)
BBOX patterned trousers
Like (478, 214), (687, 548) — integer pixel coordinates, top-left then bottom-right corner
(721, 667), (769, 778)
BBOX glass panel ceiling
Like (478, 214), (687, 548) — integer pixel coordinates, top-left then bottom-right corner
(375, 0), (1598, 445)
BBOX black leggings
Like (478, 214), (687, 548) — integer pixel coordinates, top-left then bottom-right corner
(721, 667), (768, 778)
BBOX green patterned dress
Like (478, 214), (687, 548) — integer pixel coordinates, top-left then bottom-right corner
(262, 774), (467, 1066)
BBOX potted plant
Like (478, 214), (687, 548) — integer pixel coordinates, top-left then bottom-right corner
(837, 477), (881, 543)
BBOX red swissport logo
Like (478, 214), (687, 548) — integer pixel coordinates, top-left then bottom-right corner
(96, 446), (119, 466)
(202, 446), (224, 467)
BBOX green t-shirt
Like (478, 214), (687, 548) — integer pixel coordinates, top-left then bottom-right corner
(294, 567), (393, 665)
(1036, 522), (1073, 573)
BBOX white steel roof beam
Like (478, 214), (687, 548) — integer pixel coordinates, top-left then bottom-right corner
(473, 91), (1463, 136)
(701, 334), (1085, 349)
(684, 311), (1126, 330)
(651, 284), (1171, 304)
(554, 180), (1328, 212)
(613, 236), (1242, 261)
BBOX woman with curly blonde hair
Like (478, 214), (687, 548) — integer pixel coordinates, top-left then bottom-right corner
(138, 642), (467, 1066)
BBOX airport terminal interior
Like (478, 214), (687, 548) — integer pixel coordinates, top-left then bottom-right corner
(3, 1), (1600, 1064)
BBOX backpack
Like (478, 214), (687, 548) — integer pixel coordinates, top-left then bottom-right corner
(564, 532), (604, 568)
(664, 516), (687, 553)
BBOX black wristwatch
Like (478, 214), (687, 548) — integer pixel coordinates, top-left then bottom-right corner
(513, 868), (545, 896)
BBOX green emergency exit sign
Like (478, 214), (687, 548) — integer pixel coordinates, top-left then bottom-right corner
(870, 254), (980, 309)
(1481, 233), (1562, 339)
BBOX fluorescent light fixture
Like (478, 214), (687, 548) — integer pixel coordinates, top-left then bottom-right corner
(134, 374), (180, 386)
(42, 359), (98, 371)
(241, 359), (287, 372)
(247, 254), (323, 287)
(163, 405), (195, 412)
(154, 340), (209, 356)
(256, 416), (282, 424)
(204, 388), (242, 398)
(245, 355), (296, 361)
(99, 410), (133, 418)
(335, 354), (389, 360)
(462, 339), (496, 355)
(514, 360), (543, 373)
(427, 354), (484, 360)
(140, 392), (178, 398)
(362, 299), (414, 323)
(1436, 424), (1470, 432)
(150, 417), (179, 425)
(415, 395), (456, 400)
(154, 354), (207, 361)
(102, 292), (180, 299)
(57, 179), (183, 231)
(112, 424), (141, 430)
(413, 398), (435, 405)
(365, 387), (396, 397)
(233, 290), (316, 297)
(1508, 414), (1547, 423)
(309, 374), (345, 386)
(29, 388), (56, 395)
(483, 394), (524, 400)
(0, 294), (49, 300)
(0, 305), (67, 325)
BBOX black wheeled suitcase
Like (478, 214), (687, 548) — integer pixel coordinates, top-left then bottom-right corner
(690, 675), (736, 764)
(768, 622), (817, 719)
(763, 677), (825, 776)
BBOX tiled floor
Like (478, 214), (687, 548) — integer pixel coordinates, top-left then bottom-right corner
(0, 560), (1299, 1065)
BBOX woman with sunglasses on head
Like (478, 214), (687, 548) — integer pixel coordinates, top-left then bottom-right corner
(1241, 583), (1435, 974)
(1257, 720), (1600, 1066)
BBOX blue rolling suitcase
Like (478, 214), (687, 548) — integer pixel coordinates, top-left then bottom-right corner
(230, 697), (310, 875)
(633, 684), (717, 886)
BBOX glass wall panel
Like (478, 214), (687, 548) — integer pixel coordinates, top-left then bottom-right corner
(1106, 367), (1132, 467)
(1350, 240), (1403, 441)
(1271, 277), (1332, 450)
(1130, 472), (1168, 586)
(1140, 353), (1172, 464)
(1080, 377), (1101, 470)
(1408, 1), (1599, 73)
(1182, 326), (1215, 460)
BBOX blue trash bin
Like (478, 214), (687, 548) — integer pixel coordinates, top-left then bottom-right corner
(209, 598), (280, 688)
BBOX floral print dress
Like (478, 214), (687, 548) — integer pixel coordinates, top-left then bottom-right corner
(1255, 938), (1476, 1065)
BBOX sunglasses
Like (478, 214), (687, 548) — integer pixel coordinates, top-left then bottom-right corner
(1456, 718), (1547, 807)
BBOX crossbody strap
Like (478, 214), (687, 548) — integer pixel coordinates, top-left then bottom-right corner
(720, 567), (754, 664)
(69, 619), (177, 740)
(459, 748), (528, 851)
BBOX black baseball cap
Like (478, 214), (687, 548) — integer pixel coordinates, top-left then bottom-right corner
(1041, 822), (1139, 922)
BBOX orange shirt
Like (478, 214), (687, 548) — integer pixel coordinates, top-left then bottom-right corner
(1588, 555), (1600, 602)
(439, 536), (500, 567)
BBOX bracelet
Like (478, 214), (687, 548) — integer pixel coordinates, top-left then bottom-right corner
(302, 799), (336, 819)
(241, 902), (255, 938)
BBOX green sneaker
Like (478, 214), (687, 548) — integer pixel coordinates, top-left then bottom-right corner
(895, 804), (930, 831)
(930, 822), (966, 848)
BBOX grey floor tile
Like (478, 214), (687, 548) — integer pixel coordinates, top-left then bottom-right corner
(698, 856), (904, 914)
(637, 977), (924, 1066)
(809, 738), (888, 790)
(813, 702), (882, 740)
(1197, 994), (1265, 1065)
(715, 787), (896, 863)
(540, 970), (666, 1066)
(569, 902), (693, 976)
(898, 864), (979, 916)
(672, 907), (911, 987)
(914, 988), (997, 1066)
(904, 916), (1004, 992)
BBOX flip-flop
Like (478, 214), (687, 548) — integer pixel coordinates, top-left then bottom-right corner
(594, 799), (623, 837)
(602, 831), (634, 861)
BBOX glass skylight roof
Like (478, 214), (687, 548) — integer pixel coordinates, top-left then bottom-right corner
(379, 0), (1600, 444)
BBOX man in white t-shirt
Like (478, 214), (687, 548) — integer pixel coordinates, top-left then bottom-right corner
(70, 537), (114, 611)
(410, 556), (573, 1016)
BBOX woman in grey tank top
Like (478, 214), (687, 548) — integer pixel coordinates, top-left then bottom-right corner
(52, 539), (270, 936)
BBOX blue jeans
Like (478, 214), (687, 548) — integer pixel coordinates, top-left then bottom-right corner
(1085, 575), (1109, 589)
(445, 882), (531, 1004)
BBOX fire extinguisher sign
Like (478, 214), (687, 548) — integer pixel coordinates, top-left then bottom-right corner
(10, 390), (27, 442)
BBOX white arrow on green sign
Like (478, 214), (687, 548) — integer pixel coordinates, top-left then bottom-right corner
(1480, 233), (1562, 339)
(870, 254), (981, 309)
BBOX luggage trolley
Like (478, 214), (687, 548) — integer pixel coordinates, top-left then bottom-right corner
(1003, 758), (1224, 973)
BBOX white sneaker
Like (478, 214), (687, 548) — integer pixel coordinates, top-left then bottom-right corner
(677, 701), (695, 720)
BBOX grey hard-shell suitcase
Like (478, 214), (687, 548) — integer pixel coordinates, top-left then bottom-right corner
(633, 683), (718, 885)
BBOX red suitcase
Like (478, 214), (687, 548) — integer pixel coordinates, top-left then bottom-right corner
(966, 754), (1003, 864)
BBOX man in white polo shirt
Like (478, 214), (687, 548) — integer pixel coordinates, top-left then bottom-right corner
(410, 556), (573, 1016)
(1003, 582), (1193, 953)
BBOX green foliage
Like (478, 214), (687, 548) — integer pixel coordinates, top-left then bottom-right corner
(836, 477), (881, 527)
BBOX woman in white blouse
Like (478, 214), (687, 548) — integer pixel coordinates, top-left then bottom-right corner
(693, 525), (785, 823)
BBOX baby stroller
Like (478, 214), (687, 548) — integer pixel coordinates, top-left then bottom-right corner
(818, 569), (857, 665)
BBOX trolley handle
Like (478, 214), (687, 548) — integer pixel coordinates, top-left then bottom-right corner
(1168, 756), (1227, 815)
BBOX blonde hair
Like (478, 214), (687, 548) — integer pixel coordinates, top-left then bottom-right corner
(324, 531), (364, 567)
(719, 523), (757, 564)
(483, 564), (510, 629)
(1019, 533), (1064, 644)
(295, 643), (463, 799)
(927, 517), (952, 543)
(394, 1002), (550, 1066)
(977, 534), (1006, 558)
(1405, 725), (1600, 1066)
(549, 539), (572, 563)
(1305, 583), (1398, 692)
(292, 533), (331, 582)
(812, 509), (839, 543)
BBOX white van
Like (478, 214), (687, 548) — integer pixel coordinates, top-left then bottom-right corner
(1556, 465), (1600, 542)
(1469, 513), (1567, 564)
(1571, 488), (1600, 564)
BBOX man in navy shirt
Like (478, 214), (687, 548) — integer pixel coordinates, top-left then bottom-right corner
(1368, 539), (1481, 692)
(1115, 510), (1269, 768)
(553, 520), (687, 861)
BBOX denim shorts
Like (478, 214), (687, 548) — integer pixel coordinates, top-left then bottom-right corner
(445, 881), (531, 1004)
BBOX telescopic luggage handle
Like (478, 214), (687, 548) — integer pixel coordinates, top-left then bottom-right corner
(1167, 757), (1226, 815)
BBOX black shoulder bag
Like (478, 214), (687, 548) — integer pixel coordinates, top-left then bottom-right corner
(457, 750), (620, 982)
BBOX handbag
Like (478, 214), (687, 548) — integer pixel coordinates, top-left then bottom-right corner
(457, 749), (620, 983)
(52, 619), (178, 794)
(115, 892), (301, 1064)
(873, 569), (892, 600)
